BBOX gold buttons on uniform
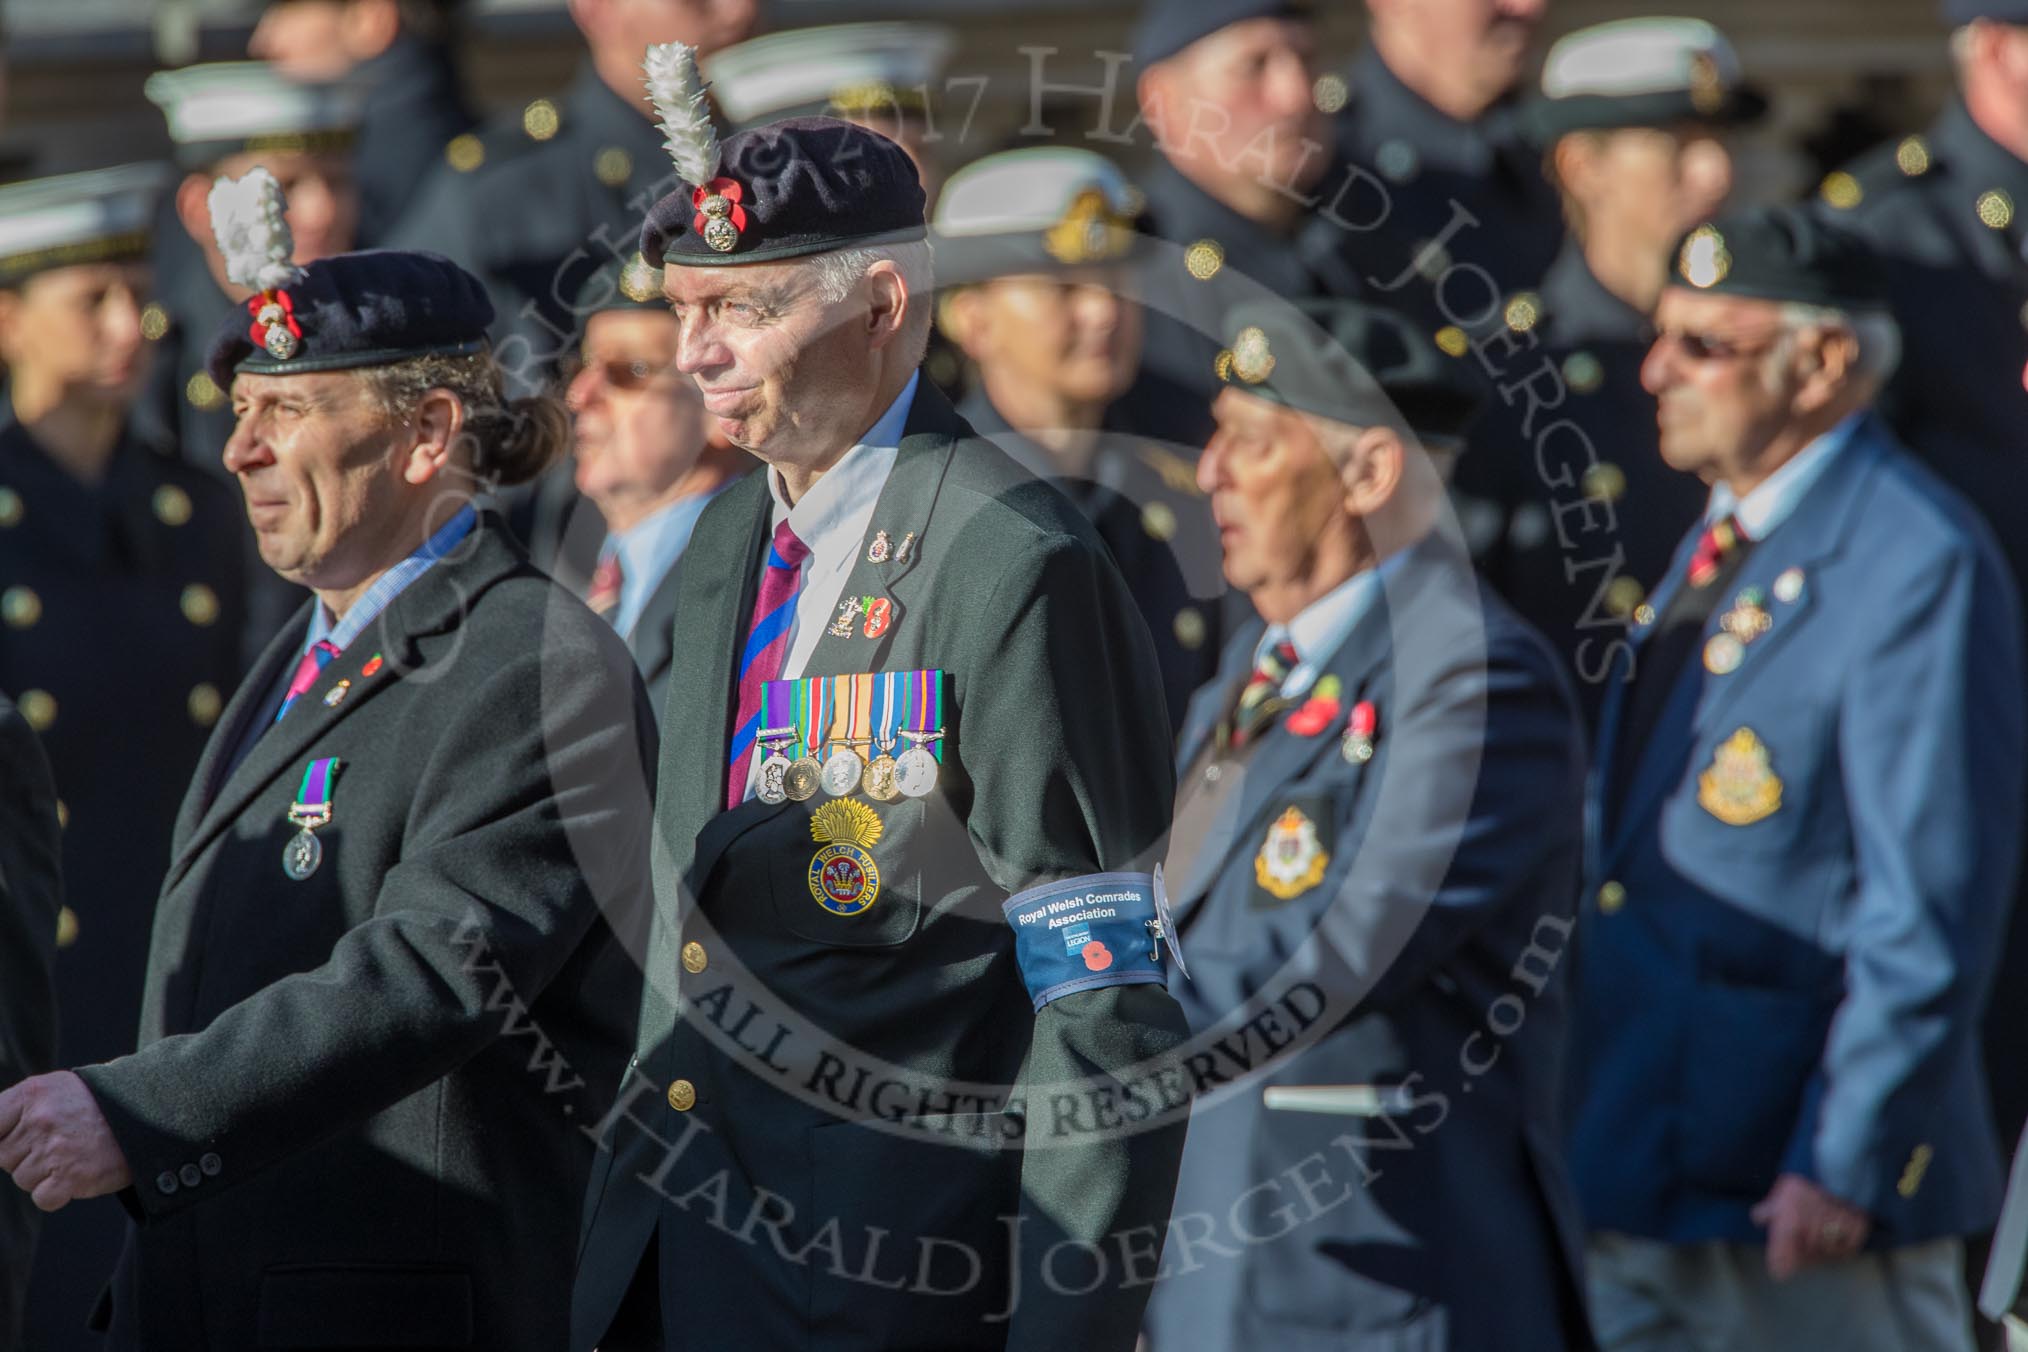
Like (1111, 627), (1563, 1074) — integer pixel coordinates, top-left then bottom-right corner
(680, 942), (708, 974)
(1563, 351), (1604, 394)
(1184, 239), (1224, 281)
(1434, 326), (1469, 358)
(0, 486), (21, 527)
(3, 585), (42, 628)
(55, 800), (68, 829)
(140, 303), (169, 341)
(1979, 189), (2015, 231)
(1173, 606), (1206, 651)
(18, 690), (56, 731)
(1898, 1143), (1933, 1198)
(523, 98), (561, 141)
(181, 584), (220, 626)
(1582, 462), (1627, 503)
(1597, 881), (1626, 914)
(666, 1079), (697, 1112)
(152, 484), (193, 526)
(445, 134), (485, 173)
(55, 906), (79, 949)
(1141, 501), (1177, 542)
(188, 683), (223, 728)
(595, 147), (634, 187)
(1895, 136), (1930, 177)
(1503, 292), (1541, 334)
(1633, 602), (1657, 628)
(187, 371), (225, 410)
(1606, 576), (1645, 619)
(1312, 73), (1348, 115)
(1819, 172), (1862, 211)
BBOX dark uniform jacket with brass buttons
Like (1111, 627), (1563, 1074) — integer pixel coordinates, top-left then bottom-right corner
(0, 693), (62, 1349)
(1331, 45), (1564, 340)
(351, 33), (475, 247)
(572, 383), (1191, 1352)
(1820, 97), (2028, 1149)
(957, 388), (1223, 737)
(1452, 241), (1708, 730)
(72, 516), (654, 1351)
(1142, 535), (1593, 1352)
(1571, 419), (2025, 1247)
(1, 410), (247, 1346)
(388, 63), (677, 380)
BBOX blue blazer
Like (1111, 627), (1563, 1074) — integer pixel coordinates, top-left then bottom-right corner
(1571, 415), (2027, 1245)
(1142, 538), (1592, 1352)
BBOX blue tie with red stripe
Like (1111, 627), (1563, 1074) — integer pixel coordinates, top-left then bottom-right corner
(727, 520), (810, 808)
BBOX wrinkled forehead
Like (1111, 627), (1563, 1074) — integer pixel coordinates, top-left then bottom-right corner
(228, 366), (369, 405)
(1655, 285), (1785, 332)
(660, 257), (821, 307)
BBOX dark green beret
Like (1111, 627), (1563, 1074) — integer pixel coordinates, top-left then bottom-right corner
(1216, 298), (1483, 441)
(1667, 204), (1888, 310)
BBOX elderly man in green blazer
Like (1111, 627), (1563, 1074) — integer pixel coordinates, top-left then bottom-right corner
(572, 44), (1193, 1352)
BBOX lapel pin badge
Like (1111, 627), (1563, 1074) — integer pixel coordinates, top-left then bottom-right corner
(862, 596), (893, 639)
(1342, 700), (1377, 763)
(361, 653), (384, 678)
(1773, 567), (1805, 605)
(867, 529), (892, 564)
(322, 679), (351, 708)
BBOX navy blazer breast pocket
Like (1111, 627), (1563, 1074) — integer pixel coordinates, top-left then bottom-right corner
(766, 795), (926, 948)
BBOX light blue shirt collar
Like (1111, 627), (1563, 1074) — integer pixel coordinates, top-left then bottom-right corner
(603, 483), (731, 639)
(305, 503), (477, 656)
(1706, 412), (1862, 541)
(1253, 552), (1407, 700)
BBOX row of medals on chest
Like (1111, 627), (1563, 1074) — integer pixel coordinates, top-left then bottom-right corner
(757, 725), (943, 805)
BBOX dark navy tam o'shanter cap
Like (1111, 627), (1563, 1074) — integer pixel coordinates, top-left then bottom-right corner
(1131, 0), (1315, 69)
(1667, 204), (1889, 310)
(1216, 298), (1484, 442)
(204, 167), (492, 386)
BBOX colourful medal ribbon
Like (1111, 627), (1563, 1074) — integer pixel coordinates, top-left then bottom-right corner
(803, 678), (825, 760)
(914, 669), (944, 762)
(872, 671), (895, 749)
(852, 672), (874, 745)
(287, 757), (343, 828)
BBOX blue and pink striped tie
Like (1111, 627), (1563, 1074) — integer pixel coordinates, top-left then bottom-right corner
(727, 521), (809, 808)
(275, 639), (340, 723)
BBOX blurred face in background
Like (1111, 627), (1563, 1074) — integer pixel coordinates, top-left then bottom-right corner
(568, 309), (712, 533)
(0, 263), (155, 410)
(178, 149), (360, 293)
(1642, 288), (1813, 484)
(946, 268), (1142, 420)
(572, 0), (760, 64)
(1199, 387), (1352, 600)
(1139, 18), (1331, 210)
(1366, 0), (1548, 120)
(250, 0), (404, 82)
(1560, 126), (1735, 258)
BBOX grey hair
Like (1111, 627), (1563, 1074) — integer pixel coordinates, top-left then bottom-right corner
(1771, 302), (1903, 389)
(806, 239), (936, 367)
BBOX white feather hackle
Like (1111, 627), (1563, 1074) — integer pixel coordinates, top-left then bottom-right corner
(644, 41), (721, 185)
(208, 167), (300, 293)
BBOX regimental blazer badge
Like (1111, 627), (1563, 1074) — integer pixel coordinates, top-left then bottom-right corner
(1697, 726), (1783, 826)
(1255, 805), (1328, 901)
(808, 798), (884, 916)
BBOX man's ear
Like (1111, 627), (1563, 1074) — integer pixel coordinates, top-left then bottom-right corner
(400, 388), (463, 486)
(938, 286), (986, 357)
(1339, 423), (1404, 518)
(175, 173), (214, 248)
(862, 260), (910, 351)
(1793, 326), (1859, 414)
(0, 290), (22, 367)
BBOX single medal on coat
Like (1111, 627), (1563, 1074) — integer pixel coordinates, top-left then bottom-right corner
(820, 739), (869, 798)
(785, 753), (823, 801)
(282, 757), (342, 880)
(895, 729), (944, 799)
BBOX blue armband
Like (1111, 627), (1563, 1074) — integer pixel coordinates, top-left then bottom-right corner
(1003, 872), (1168, 1011)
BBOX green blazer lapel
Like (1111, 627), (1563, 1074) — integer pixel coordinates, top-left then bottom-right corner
(801, 419), (961, 677)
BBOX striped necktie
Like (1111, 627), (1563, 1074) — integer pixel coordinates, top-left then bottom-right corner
(727, 520), (811, 808)
(1686, 513), (1747, 589)
(586, 551), (623, 625)
(1223, 638), (1299, 749)
(275, 639), (340, 723)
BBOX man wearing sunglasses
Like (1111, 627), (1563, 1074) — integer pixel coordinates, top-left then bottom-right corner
(565, 254), (749, 710)
(1566, 203), (2025, 1351)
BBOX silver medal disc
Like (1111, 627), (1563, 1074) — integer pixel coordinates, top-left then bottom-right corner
(895, 746), (939, 799)
(820, 748), (864, 798)
(757, 752), (792, 805)
(282, 828), (322, 880)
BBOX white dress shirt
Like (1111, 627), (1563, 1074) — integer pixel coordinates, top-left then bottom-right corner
(1254, 550), (1410, 701)
(739, 371), (917, 799)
